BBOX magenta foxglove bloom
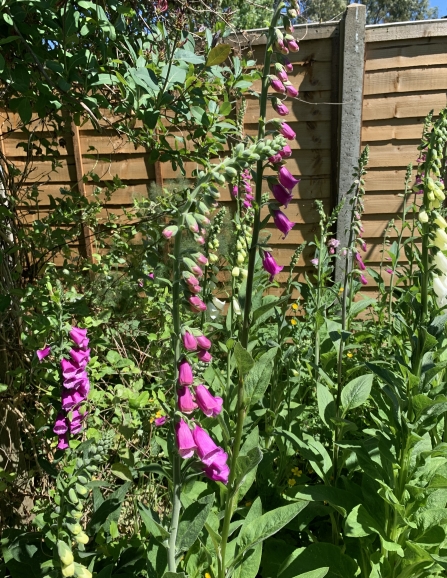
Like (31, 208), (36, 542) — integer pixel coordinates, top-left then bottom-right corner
(162, 225), (178, 239)
(154, 416), (167, 426)
(198, 350), (212, 363)
(77, 379), (90, 398)
(311, 258), (319, 267)
(69, 327), (89, 349)
(272, 99), (289, 116)
(178, 359), (194, 386)
(36, 346), (51, 361)
(195, 385), (223, 417)
(278, 166), (300, 190)
(196, 335), (211, 350)
(192, 425), (222, 465)
(57, 434), (69, 450)
(262, 252), (284, 281)
(63, 370), (88, 390)
(284, 83), (298, 98)
(204, 462), (230, 484)
(176, 419), (197, 459)
(269, 76), (286, 93)
(61, 389), (84, 411)
(277, 69), (288, 83)
(53, 412), (69, 435)
(70, 409), (87, 434)
(148, 272), (154, 279)
(272, 209), (295, 238)
(178, 386), (198, 414)
(69, 348), (90, 368)
(232, 185), (239, 197)
(271, 183), (293, 207)
(279, 144), (292, 158)
(361, 241), (367, 252)
(184, 273), (199, 286)
(189, 296), (207, 313)
(61, 359), (84, 380)
(355, 252), (366, 271)
(360, 274), (368, 286)
(183, 332), (198, 351)
(190, 285), (202, 295)
(279, 122), (296, 140)
(385, 268), (394, 275)
(328, 238), (340, 249)
(286, 38), (299, 52)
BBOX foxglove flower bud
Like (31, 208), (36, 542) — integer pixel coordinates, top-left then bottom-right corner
(178, 386), (198, 414)
(182, 331), (198, 351)
(58, 541), (74, 567)
(183, 271), (199, 286)
(178, 359), (194, 385)
(192, 252), (209, 265)
(285, 34), (299, 52)
(284, 82), (298, 98)
(176, 419), (197, 459)
(154, 416), (167, 426)
(287, 8), (298, 19)
(162, 225), (178, 239)
(183, 257), (203, 277)
(190, 285), (202, 294)
(189, 296), (207, 312)
(195, 385), (223, 417)
(272, 120), (296, 140)
(434, 212), (447, 229)
(269, 75), (286, 93)
(271, 183), (293, 207)
(36, 346), (51, 361)
(269, 153), (283, 164)
(434, 251), (447, 275)
(279, 144), (292, 158)
(185, 213), (199, 233)
(197, 335), (211, 350)
(69, 348), (90, 368)
(355, 252), (366, 271)
(282, 56), (293, 72)
(274, 63), (288, 82)
(360, 274), (368, 285)
(262, 252), (283, 281)
(198, 350), (212, 363)
(272, 97), (289, 116)
(233, 298), (242, 316)
(232, 266), (240, 277)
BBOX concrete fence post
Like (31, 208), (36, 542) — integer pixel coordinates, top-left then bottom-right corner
(334, 3), (366, 283)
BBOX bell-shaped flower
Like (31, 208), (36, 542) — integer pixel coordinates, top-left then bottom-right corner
(212, 297), (226, 311)
(360, 274), (368, 286)
(433, 275), (447, 298)
(63, 371), (88, 390)
(176, 419), (197, 459)
(61, 359), (84, 380)
(233, 298), (242, 316)
(69, 327), (89, 349)
(61, 389), (84, 411)
(178, 359), (194, 386)
(53, 412), (69, 435)
(272, 209), (295, 238)
(177, 386), (198, 414)
(355, 252), (366, 271)
(36, 346), (51, 362)
(269, 75), (286, 93)
(154, 416), (167, 426)
(189, 296), (207, 313)
(195, 385), (223, 417)
(196, 335), (211, 350)
(182, 331), (198, 351)
(198, 350), (212, 363)
(434, 251), (447, 275)
(271, 183), (293, 207)
(192, 425), (222, 465)
(272, 97), (289, 117)
(203, 461), (230, 484)
(192, 252), (209, 266)
(57, 434), (69, 451)
(277, 121), (296, 140)
(282, 57), (293, 72)
(70, 409), (87, 434)
(207, 301), (219, 320)
(69, 348), (90, 368)
(262, 252), (284, 281)
(278, 166), (300, 190)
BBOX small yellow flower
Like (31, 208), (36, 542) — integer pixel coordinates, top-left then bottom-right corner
(347, 352), (353, 358)
(292, 303), (298, 310)
(149, 418), (154, 424)
(245, 501), (252, 507)
(290, 318), (297, 326)
(155, 410), (162, 418)
(288, 478), (296, 487)
(205, 573), (212, 578)
(339, 287), (344, 293)
(291, 467), (302, 477)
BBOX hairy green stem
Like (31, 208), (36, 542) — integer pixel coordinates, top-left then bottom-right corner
(167, 220), (184, 573)
(218, 7), (283, 576)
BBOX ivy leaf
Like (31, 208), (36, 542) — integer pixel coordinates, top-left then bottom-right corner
(205, 44), (231, 67)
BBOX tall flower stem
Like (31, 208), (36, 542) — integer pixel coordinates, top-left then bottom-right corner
(218, 6), (283, 577)
(167, 217), (184, 573)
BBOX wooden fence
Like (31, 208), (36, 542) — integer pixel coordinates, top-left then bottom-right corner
(1, 5), (447, 298)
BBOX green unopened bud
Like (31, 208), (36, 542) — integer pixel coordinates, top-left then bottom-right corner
(185, 213), (199, 233)
(232, 267), (240, 277)
(255, 140), (265, 153)
(241, 269), (248, 278)
(427, 177), (436, 191)
(74, 564), (92, 578)
(237, 253), (245, 264)
(58, 541), (74, 566)
(62, 563), (75, 577)
(234, 143), (244, 155)
(209, 253), (218, 263)
(225, 166), (238, 177)
(75, 532), (89, 545)
(434, 212), (447, 229)
(67, 523), (82, 536)
(77, 475), (88, 485)
(418, 209), (429, 223)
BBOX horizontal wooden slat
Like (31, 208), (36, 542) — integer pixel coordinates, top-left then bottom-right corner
(363, 192), (422, 214)
(365, 20), (447, 43)
(364, 168), (417, 191)
(364, 67), (447, 96)
(251, 62), (333, 93)
(245, 92), (334, 123)
(228, 21), (339, 47)
(365, 37), (447, 71)
(365, 142), (420, 167)
(251, 38), (333, 65)
(362, 92), (447, 121)
(362, 118), (426, 141)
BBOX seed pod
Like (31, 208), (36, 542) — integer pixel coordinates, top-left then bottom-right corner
(77, 475), (88, 485)
(225, 166), (238, 177)
(86, 465), (97, 473)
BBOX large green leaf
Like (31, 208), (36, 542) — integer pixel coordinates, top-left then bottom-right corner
(205, 44), (231, 66)
(345, 504), (404, 555)
(341, 374), (373, 414)
(316, 383), (336, 428)
(174, 48), (205, 64)
(278, 543), (357, 578)
(234, 342), (254, 375)
(233, 498), (263, 578)
(176, 493), (214, 553)
(244, 347), (278, 407)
